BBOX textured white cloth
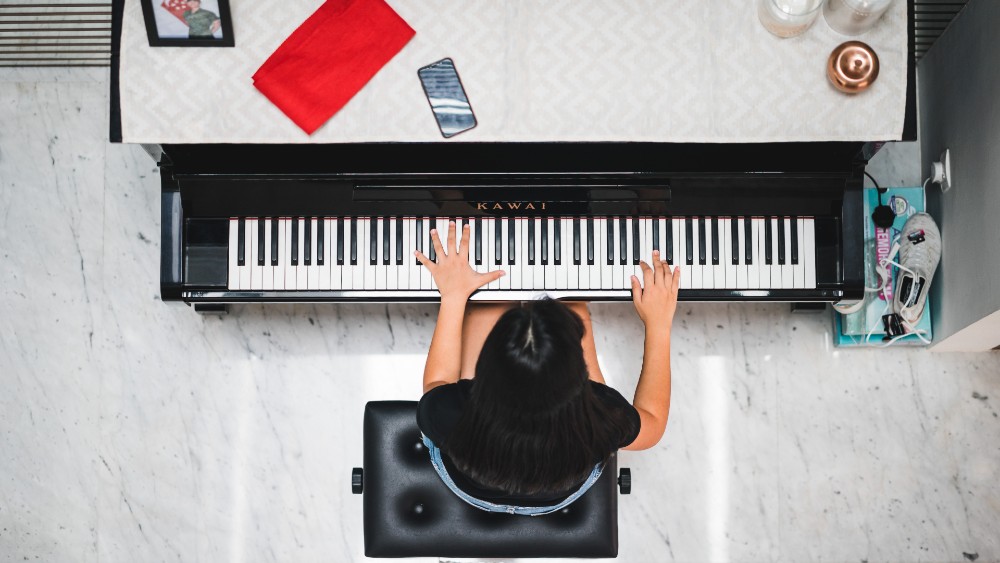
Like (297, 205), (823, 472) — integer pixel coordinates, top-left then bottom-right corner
(118, 0), (908, 143)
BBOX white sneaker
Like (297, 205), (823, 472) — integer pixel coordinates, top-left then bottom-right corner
(893, 213), (941, 325)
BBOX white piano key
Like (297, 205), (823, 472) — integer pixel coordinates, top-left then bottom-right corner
(283, 218), (296, 290)
(736, 217), (748, 289)
(564, 218), (577, 290)
(352, 219), (366, 290)
(804, 218), (816, 289)
(342, 219), (355, 290)
(293, 219), (306, 289)
(486, 218), (500, 290)
(473, 219), (485, 275)
(388, 218), (400, 291)
(713, 218), (726, 289)
(691, 218), (703, 289)
(362, 218), (376, 291)
(520, 218), (532, 290)
(612, 218), (625, 290)
(307, 218), (319, 290)
(329, 218), (341, 291)
(721, 218), (734, 289)
(757, 217), (770, 289)
(263, 218), (275, 291)
(578, 219), (590, 290)
(507, 219), (521, 290)
(769, 217), (783, 289)
(590, 218), (603, 290)
(544, 218), (556, 290)
(678, 218), (690, 289)
(499, 218), (511, 290)
(781, 217), (794, 290)
(247, 218), (257, 289)
(228, 219), (239, 290)
(658, 217), (668, 262)
(792, 217), (805, 289)
(624, 217), (635, 282)
(531, 217), (545, 290)
(701, 218), (714, 289)
(671, 217), (682, 269)
(375, 218), (387, 291)
(748, 218), (761, 290)
(636, 217), (649, 283)
(402, 218), (415, 290)
(419, 219), (432, 290)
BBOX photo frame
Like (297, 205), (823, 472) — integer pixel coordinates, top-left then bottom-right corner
(139, 0), (235, 47)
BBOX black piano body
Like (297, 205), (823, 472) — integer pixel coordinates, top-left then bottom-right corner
(152, 142), (879, 311)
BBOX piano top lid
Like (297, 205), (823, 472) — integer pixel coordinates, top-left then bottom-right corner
(113, 0), (910, 145)
(160, 142), (868, 177)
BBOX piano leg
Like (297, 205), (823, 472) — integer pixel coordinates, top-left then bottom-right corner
(194, 303), (229, 315)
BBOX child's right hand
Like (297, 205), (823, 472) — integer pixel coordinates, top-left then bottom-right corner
(630, 251), (680, 332)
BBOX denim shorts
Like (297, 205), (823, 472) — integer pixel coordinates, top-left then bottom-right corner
(421, 434), (603, 516)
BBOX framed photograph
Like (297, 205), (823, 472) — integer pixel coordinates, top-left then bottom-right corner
(140, 0), (235, 47)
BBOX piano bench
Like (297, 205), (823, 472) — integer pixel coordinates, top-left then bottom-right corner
(353, 401), (630, 559)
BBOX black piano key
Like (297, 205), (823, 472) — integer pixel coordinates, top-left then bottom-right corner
(304, 217), (312, 266)
(764, 216), (773, 265)
(618, 217), (627, 265)
(698, 217), (707, 266)
(494, 219), (502, 265)
(744, 216), (753, 265)
(711, 216), (719, 266)
(350, 217), (358, 266)
(665, 217), (673, 265)
(474, 218), (483, 265)
(429, 218), (437, 262)
(631, 217), (640, 265)
(606, 217), (614, 265)
(337, 218), (345, 266)
(395, 218), (403, 265)
(541, 218), (549, 265)
(777, 217), (786, 265)
(685, 217), (693, 265)
(572, 217), (581, 265)
(554, 219), (562, 266)
(382, 217), (391, 266)
(271, 218), (279, 266)
(528, 218), (536, 265)
(507, 217), (516, 265)
(652, 217), (660, 251)
(731, 217), (739, 265)
(257, 218), (265, 266)
(291, 217), (299, 266)
(414, 217), (423, 265)
(237, 217), (246, 266)
(790, 216), (799, 265)
(317, 218), (325, 266)
(369, 217), (378, 265)
(586, 217), (595, 265)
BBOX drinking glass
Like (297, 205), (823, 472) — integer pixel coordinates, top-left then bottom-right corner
(824, 0), (895, 36)
(758, 0), (824, 38)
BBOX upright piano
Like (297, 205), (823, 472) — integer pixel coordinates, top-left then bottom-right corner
(152, 141), (879, 312)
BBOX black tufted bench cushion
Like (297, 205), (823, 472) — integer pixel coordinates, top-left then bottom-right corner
(355, 401), (622, 559)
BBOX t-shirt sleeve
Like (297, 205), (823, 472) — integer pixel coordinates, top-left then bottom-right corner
(589, 381), (642, 448)
(416, 380), (472, 446)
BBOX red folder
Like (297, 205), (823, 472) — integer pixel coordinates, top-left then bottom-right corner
(253, 0), (415, 134)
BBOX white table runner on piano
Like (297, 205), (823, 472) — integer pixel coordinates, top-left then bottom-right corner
(118, 0), (908, 144)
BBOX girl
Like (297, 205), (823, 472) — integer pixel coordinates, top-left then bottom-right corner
(414, 221), (678, 515)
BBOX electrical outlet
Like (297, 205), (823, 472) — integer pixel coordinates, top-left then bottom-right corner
(931, 149), (953, 192)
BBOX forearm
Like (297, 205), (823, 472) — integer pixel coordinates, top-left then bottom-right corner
(422, 296), (468, 393)
(630, 326), (672, 448)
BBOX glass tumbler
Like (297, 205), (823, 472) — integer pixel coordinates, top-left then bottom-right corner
(824, 0), (895, 36)
(758, 0), (824, 38)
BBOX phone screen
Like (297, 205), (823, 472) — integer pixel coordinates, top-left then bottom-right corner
(417, 58), (477, 138)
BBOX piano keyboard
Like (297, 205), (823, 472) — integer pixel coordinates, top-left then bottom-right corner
(226, 216), (817, 296)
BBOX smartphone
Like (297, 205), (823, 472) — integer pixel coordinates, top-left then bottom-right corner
(417, 58), (477, 138)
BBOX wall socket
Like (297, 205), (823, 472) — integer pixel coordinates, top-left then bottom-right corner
(931, 149), (953, 192)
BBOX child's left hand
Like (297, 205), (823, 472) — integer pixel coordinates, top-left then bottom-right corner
(415, 221), (505, 301)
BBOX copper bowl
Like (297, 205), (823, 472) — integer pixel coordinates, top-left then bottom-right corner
(827, 41), (879, 93)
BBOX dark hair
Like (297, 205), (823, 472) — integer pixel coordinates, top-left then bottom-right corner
(443, 298), (635, 495)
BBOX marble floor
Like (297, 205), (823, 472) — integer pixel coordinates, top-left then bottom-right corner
(1, 68), (999, 563)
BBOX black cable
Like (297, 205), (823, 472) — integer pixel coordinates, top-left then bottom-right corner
(865, 171), (895, 229)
